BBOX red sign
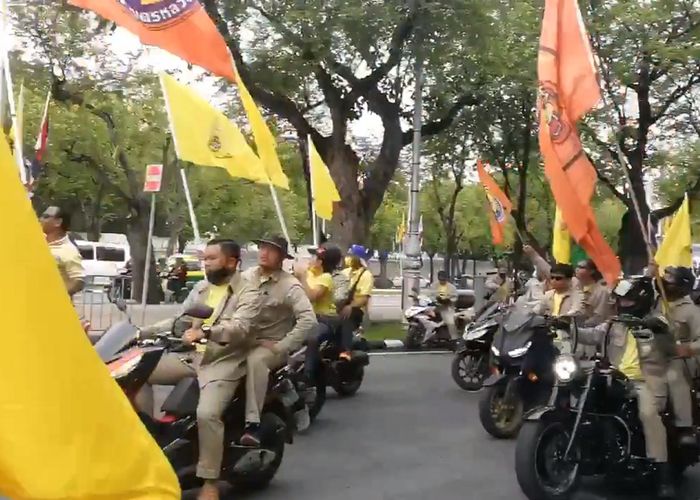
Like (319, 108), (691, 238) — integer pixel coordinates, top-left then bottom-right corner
(143, 164), (163, 193)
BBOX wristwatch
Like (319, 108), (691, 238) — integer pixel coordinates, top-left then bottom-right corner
(202, 325), (212, 339)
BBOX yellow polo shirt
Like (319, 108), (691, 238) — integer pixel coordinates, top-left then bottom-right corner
(552, 292), (565, 316)
(306, 269), (336, 316)
(619, 330), (642, 380)
(343, 266), (374, 312)
(203, 283), (229, 327)
(48, 236), (84, 295)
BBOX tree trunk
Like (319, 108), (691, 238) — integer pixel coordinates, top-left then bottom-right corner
(127, 197), (162, 304)
(427, 251), (435, 283)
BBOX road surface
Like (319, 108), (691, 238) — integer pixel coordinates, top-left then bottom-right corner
(184, 353), (700, 500)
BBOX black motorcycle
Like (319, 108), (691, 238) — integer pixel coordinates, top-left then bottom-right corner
(478, 306), (559, 439)
(95, 306), (297, 492)
(515, 317), (700, 500)
(451, 302), (501, 392)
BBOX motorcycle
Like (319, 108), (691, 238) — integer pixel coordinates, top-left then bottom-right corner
(451, 302), (501, 392)
(95, 305), (297, 492)
(515, 317), (700, 500)
(404, 294), (470, 350)
(478, 306), (559, 439)
(288, 329), (370, 419)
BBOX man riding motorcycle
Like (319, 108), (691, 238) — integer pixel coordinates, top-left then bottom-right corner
(652, 265), (700, 447)
(240, 235), (316, 446)
(430, 270), (459, 340)
(571, 277), (676, 498)
(136, 239), (260, 500)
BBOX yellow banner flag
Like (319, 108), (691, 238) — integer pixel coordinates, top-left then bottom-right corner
(233, 64), (289, 190)
(552, 206), (571, 264)
(309, 137), (340, 220)
(0, 137), (179, 499)
(656, 194), (692, 271)
(160, 73), (265, 183)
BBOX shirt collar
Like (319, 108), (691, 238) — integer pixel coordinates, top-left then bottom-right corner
(47, 235), (70, 247)
(256, 266), (282, 283)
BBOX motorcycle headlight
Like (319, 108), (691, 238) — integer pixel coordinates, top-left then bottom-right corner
(491, 344), (500, 356)
(554, 354), (578, 383)
(108, 352), (143, 379)
(508, 341), (532, 358)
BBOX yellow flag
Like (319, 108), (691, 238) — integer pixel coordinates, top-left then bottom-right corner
(233, 64), (289, 190)
(0, 137), (179, 499)
(160, 73), (265, 183)
(552, 206), (571, 264)
(655, 194), (692, 271)
(309, 137), (340, 220)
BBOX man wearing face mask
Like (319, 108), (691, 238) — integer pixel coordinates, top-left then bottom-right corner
(137, 238), (260, 500)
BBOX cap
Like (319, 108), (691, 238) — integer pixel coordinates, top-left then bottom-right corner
(254, 235), (293, 259)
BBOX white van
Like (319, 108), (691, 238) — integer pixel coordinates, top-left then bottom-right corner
(75, 240), (130, 286)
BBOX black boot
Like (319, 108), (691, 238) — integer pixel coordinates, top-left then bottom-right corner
(656, 462), (676, 499)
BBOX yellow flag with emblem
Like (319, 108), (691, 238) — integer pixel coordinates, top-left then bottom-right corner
(552, 206), (571, 264)
(655, 194), (692, 272)
(309, 137), (340, 220)
(0, 136), (179, 499)
(233, 64), (289, 190)
(160, 73), (265, 183)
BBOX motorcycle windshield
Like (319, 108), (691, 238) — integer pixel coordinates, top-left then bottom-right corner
(494, 306), (536, 353)
(94, 321), (139, 362)
(502, 306), (535, 333)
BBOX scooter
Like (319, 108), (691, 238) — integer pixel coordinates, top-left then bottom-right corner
(451, 302), (501, 392)
(404, 295), (470, 350)
(95, 305), (297, 492)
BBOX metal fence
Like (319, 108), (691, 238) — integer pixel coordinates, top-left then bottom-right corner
(74, 275), (132, 332)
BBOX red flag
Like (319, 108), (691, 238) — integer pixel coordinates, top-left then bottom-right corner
(477, 160), (513, 245)
(69, 0), (235, 81)
(537, 0), (620, 285)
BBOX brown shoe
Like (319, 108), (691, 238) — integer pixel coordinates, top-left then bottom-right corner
(197, 481), (219, 500)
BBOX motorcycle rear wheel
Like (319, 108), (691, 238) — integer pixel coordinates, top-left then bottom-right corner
(451, 352), (488, 392)
(405, 325), (423, 350)
(227, 412), (286, 491)
(515, 420), (581, 500)
(478, 383), (524, 439)
(333, 366), (365, 397)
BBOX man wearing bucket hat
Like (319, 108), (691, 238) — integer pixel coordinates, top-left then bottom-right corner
(240, 235), (316, 445)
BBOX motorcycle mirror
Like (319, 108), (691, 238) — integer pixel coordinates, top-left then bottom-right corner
(185, 303), (214, 320)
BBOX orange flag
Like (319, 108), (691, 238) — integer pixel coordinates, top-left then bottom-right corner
(477, 160), (513, 245)
(537, 0), (620, 285)
(69, 0), (235, 82)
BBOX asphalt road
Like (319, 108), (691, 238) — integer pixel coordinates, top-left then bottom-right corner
(186, 353), (700, 500)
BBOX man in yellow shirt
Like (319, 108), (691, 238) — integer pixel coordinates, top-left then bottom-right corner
(430, 270), (459, 340)
(574, 277), (674, 499)
(40, 206), (84, 297)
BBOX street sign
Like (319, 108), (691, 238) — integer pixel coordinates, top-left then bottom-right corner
(143, 164), (164, 193)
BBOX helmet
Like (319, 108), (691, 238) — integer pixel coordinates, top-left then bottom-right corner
(612, 277), (655, 318)
(662, 266), (694, 299)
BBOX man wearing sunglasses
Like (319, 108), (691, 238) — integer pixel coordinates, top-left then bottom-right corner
(40, 206), (85, 297)
(532, 263), (583, 318)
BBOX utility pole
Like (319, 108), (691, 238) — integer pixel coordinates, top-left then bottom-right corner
(401, 0), (425, 310)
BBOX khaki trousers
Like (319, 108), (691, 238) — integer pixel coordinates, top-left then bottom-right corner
(634, 380), (669, 462)
(666, 358), (697, 427)
(437, 305), (458, 340)
(245, 346), (285, 424)
(134, 352), (240, 480)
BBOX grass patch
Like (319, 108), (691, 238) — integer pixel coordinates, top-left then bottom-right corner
(363, 321), (406, 342)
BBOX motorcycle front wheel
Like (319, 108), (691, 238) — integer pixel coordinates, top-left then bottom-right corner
(478, 382), (524, 439)
(404, 324), (423, 350)
(515, 420), (581, 500)
(332, 366), (364, 397)
(451, 351), (488, 392)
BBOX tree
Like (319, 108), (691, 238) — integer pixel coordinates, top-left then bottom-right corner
(583, 0), (700, 273)
(201, 0), (482, 247)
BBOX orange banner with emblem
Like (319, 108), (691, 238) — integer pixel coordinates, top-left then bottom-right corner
(537, 0), (620, 285)
(477, 159), (513, 246)
(69, 0), (235, 81)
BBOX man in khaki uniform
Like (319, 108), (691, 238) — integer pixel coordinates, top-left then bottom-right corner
(657, 266), (700, 447)
(574, 277), (675, 499)
(239, 235), (316, 446)
(137, 239), (260, 500)
(574, 259), (613, 327)
(40, 206), (84, 297)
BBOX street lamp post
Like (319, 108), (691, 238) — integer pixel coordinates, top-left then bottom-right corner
(401, 3), (424, 310)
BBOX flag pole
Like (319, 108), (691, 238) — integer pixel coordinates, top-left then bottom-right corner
(178, 168), (202, 244)
(268, 180), (291, 244)
(308, 135), (319, 246)
(0, 0), (25, 184)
